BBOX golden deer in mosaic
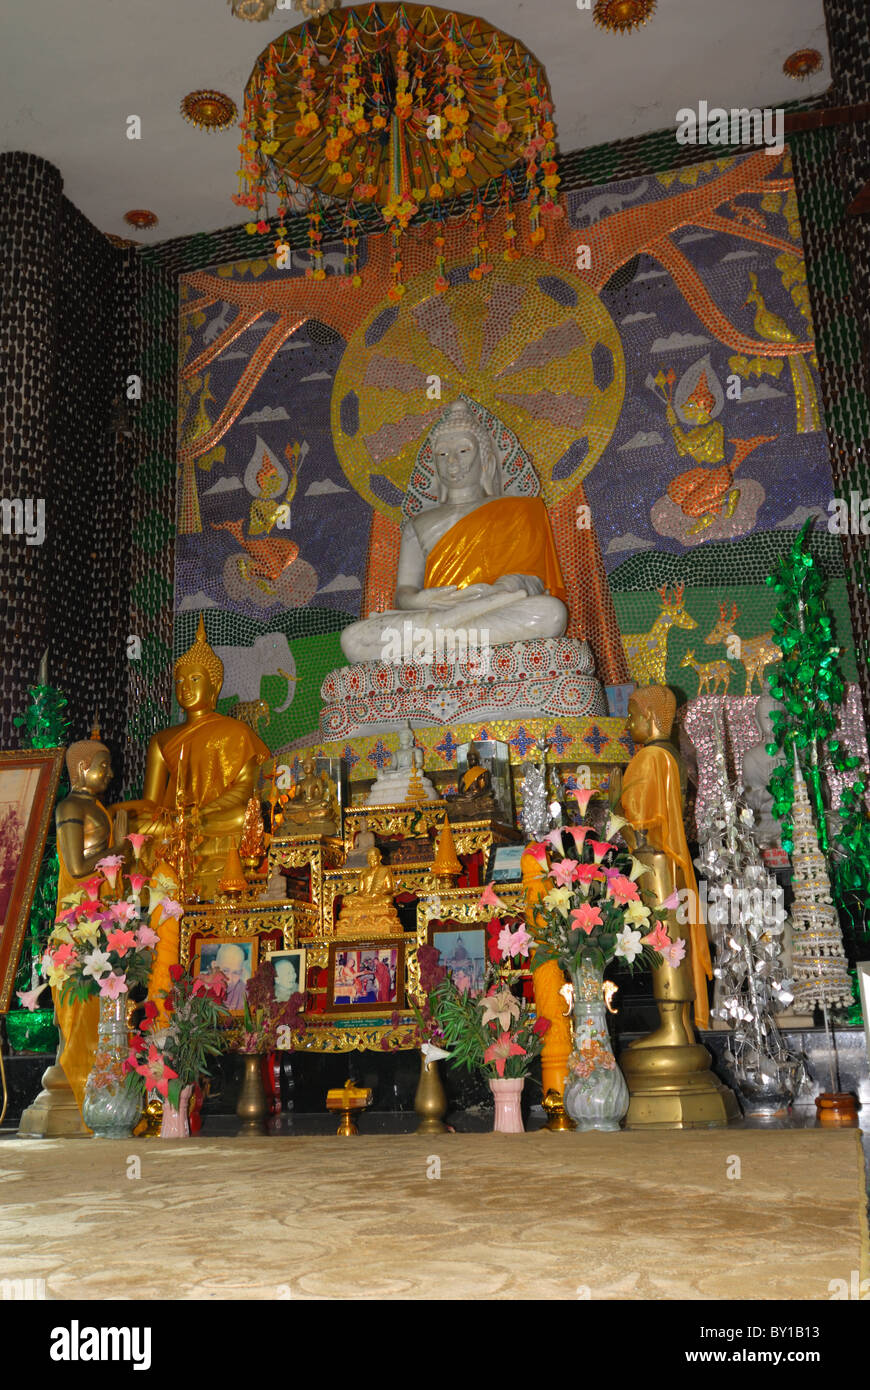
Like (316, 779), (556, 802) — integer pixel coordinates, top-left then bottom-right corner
(704, 600), (781, 692)
(621, 584), (698, 685)
(679, 648), (731, 696)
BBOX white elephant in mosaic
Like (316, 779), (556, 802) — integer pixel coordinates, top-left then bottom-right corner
(214, 633), (297, 714)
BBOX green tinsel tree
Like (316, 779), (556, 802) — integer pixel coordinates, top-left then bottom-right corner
(11, 678), (69, 1000)
(764, 520), (870, 1013)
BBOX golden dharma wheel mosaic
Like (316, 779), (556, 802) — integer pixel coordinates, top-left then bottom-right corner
(331, 255), (625, 521)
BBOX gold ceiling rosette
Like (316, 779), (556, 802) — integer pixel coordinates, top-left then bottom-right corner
(235, 3), (559, 292)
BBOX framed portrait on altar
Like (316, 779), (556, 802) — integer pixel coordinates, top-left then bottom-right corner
(0, 747), (65, 1013)
(486, 843), (526, 885)
(428, 922), (486, 995)
(326, 941), (405, 1015)
(266, 948), (307, 1008)
(193, 935), (258, 1015)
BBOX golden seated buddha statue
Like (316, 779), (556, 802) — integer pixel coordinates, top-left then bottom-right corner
(279, 757), (338, 838)
(335, 848), (403, 939)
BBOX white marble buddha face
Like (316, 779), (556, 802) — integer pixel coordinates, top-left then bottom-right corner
(433, 429), (482, 493)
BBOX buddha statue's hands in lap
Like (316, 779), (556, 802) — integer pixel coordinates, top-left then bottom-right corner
(340, 401), (569, 664)
(114, 615), (270, 898)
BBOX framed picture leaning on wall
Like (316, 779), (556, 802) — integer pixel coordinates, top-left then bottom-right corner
(0, 747), (65, 1013)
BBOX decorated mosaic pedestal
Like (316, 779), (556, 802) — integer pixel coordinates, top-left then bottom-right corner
(319, 638), (606, 739)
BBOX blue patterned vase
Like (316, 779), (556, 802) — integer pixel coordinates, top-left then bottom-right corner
(563, 950), (629, 1132)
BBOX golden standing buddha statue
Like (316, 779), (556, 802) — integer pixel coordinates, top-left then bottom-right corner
(48, 731), (129, 1126)
(609, 685), (736, 1128)
(335, 848), (403, 938)
(114, 615), (270, 899)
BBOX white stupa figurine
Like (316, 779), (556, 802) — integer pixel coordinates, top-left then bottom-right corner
(788, 749), (852, 1013)
(366, 725), (439, 806)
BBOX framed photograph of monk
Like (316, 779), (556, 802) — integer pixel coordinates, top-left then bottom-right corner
(193, 935), (258, 1015)
(326, 942), (405, 1015)
(0, 748), (65, 1013)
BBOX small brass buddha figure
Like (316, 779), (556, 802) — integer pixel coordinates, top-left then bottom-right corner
(447, 747), (496, 821)
(335, 848), (403, 939)
(113, 614), (269, 899)
(280, 757), (338, 837)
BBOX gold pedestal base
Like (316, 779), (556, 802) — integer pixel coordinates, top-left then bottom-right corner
(18, 1063), (90, 1138)
(621, 1042), (738, 1129)
(541, 1088), (576, 1132)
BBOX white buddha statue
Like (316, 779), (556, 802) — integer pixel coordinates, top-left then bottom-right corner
(366, 725), (439, 806)
(340, 401), (569, 665)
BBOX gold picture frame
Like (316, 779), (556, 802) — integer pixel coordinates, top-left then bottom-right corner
(0, 747), (64, 1013)
(326, 940), (406, 1016)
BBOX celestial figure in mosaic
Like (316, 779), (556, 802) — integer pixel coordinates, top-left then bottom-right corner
(340, 399), (569, 662)
(648, 359), (773, 542)
(742, 271), (820, 434)
(114, 615), (270, 898)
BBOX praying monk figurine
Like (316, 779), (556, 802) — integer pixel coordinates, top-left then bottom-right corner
(340, 400), (568, 663)
(335, 848), (403, 938)
(27, 730), (131, 1132)
(114, 615), (269, 898)
(609, 685), (736, 1127)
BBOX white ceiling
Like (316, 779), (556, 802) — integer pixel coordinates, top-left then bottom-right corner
(0, 0), (830, 243)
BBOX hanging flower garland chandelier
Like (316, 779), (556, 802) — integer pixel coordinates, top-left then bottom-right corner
(234, 3), (559, 294)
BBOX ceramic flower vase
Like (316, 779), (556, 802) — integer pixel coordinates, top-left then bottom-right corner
(489, 1077), (525, 1133)
(563, 951), (629, 1133)
(160, 1085), (193, 1139)
(414, 1049), (448, 1134)
(81, 995), (142, 1139)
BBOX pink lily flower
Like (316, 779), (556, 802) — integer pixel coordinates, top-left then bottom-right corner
(478, 882), (506, 910)
(607, 874), (641, 906)
(523, 842), (549, 867)
(106, 928), (138, 957)
(543, 829), (565, 852)
(99, 972), (128, 999)
(128, 872), (148, 894)
(570, 903), (603, 935)
(549, 857), (577, 889)
(158, 898), (184, 923)
(588, 839), (616, 864)
(82, 876), (103, 902)
(563, 825), (590, 853)
(483, 1031), (527, 1077)
(662, 889), (681, 911)
(133, 1043), (179, 1098)
(109, 900), (137, 925)
(95, 855), (124, 890)
(51, 942), (76, 966)
(17, 983), (48, 1011)
(136, 924), (160, 949)
(641, 923), (672, 953)
(126, 833), (149, 860)
(660, 937), (686, 969)
(569, 787), (594, 814)
(497, 924), (532, 960)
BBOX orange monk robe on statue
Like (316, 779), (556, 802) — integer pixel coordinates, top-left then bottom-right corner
(52, 813), (110, 1119)
(424, 497), (568, 602)
(619, 743), (712, 1029)
(522, 848), (572, 1097)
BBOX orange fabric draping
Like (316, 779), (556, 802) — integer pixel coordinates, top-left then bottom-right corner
(424, 496), (567, 603)
(523, 848), (572, 1096)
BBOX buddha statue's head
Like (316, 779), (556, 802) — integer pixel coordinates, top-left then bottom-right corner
(66, 721), (113, 794)
(174, 614), (224, 714)
(429, 401), (502, 503)
(627, 685), (676, 745)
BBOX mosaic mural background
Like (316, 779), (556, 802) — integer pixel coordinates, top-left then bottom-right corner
(174, 147), (862, 750)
